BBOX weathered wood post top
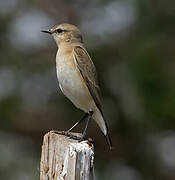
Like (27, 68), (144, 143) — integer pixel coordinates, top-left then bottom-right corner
(40, 131), (95, 180)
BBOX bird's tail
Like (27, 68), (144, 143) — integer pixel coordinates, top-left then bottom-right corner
(105, 131), (113, 150)
(93, 109), (113, 149)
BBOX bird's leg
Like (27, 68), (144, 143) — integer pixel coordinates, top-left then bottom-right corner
(66, 112), (89, 133)
(80, 111), (93, 141)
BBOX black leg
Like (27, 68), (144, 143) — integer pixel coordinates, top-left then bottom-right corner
(81, 111), (93, 140)
(67, 112), (89, 132)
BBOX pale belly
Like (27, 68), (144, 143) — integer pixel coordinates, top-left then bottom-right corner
(55, 50), (107, 135)
(56, 56), (94, 112)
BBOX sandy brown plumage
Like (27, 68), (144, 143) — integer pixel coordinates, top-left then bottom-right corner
(73, 46), (103, 115)
(41, 23), (112, 149)
(73, 46), (112, 148)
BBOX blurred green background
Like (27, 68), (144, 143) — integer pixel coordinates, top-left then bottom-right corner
(0, 0), (175, 179)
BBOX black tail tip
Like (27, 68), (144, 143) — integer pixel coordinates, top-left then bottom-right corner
(106, 133), (113, 150)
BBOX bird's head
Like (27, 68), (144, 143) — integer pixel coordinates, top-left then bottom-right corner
(41, 23), (83, 46)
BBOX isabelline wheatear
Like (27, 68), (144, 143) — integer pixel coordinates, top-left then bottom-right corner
(41, 23), (112, 149)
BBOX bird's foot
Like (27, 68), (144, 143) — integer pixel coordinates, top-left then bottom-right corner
(78, 136), (85, 142)
(64, 130), (71, 136)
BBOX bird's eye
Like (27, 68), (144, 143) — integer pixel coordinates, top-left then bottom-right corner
(56, 29), (63, 34)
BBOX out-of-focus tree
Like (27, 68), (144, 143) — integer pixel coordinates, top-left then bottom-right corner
(0, 0), (175, 179)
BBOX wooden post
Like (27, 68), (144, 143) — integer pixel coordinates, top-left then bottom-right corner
(40, 131), (95, 180)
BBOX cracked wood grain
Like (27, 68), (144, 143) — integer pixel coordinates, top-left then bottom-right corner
(40, 131), (94, 180)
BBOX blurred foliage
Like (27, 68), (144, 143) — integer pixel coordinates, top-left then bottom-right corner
(0, 0), (175, 180)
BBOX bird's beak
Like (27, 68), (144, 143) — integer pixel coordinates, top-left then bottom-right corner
(41, 29), (52, 34)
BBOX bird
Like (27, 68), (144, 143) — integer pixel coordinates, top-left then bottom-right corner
(41, 23), (112, 149)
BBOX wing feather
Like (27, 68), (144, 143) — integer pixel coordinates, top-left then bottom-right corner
(73, 46), (103, 116)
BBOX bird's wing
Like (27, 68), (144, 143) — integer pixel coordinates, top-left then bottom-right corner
(73, 46), (103, 116)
